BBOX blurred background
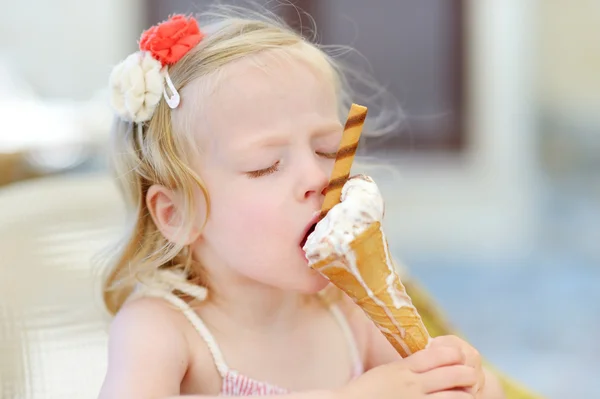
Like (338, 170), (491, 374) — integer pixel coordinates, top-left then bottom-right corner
(1, 0), (598, 398)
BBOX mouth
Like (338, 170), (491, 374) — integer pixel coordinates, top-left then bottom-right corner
(300, 213), (320, 249)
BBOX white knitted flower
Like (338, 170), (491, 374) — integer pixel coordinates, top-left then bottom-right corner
(109, 52), (165, 123)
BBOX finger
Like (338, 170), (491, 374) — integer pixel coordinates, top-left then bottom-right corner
(428, 335), (468, 360)
(407, 345), (466, 373)
(432, 335), (481, 369)
(428, 389), (474, 399)
(477, 367), (489, 394)
(420, 365), (478, 393)
(430, 335), (463, 347)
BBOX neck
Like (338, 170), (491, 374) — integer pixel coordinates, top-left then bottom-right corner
(196, 261), (317, 335)
(215, 282), (311, 332)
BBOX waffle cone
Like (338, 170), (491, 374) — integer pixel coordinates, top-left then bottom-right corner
(311, 222), (430, 357)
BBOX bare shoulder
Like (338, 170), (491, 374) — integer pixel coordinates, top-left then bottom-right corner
(334, 295), (402, 370)
(98, 297), (191, 398)
(108, 296), (190, 350)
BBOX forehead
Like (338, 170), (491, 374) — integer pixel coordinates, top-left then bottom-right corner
(194, 48), (340, 151)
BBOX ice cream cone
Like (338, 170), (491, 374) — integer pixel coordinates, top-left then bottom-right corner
(311, 221), (430, 357)
(306, 106), (429, 358)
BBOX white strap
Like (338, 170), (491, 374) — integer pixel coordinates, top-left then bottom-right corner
(132, 271), (361, 379)
(131, 271), (229, 377)
(328, 303), (363, 374)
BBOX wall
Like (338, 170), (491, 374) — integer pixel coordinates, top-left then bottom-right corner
(0, 0), (144, 100)
(371, 0), (540, 260)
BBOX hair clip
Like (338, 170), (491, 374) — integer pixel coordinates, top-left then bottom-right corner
(109, 14), (204, 122)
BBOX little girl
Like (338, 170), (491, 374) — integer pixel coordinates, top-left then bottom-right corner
(98, 5), (505, 399)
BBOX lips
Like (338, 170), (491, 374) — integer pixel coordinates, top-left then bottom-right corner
(300, 212), (320, 248)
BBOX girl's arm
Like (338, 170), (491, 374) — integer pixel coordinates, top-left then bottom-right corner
(97, 298), (191, 399)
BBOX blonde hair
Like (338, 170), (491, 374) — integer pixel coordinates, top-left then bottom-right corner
(101, 3), (398, 315)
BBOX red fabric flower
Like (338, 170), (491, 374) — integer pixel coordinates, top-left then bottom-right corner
(139, 14), (204, 66)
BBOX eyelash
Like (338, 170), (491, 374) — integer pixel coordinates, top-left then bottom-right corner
(245, 151), (338, 178)
(246, 161), (281, 178)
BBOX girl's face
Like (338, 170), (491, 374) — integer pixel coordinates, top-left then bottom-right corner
(190, 50), (343, 294)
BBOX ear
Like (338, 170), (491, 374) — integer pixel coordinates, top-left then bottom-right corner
(146, 184), (202, 246)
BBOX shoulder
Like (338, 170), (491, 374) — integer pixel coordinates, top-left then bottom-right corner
(106, 296), (191, 369)
(108, 296), (190, 349)
(334, 294), (402, 370)
(99, 297), (192, 398)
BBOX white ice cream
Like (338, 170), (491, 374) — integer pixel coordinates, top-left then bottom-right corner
(303, 176), (428, 355)
(303, 175), (384, 264)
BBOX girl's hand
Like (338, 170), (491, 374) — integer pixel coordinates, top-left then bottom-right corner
(429, 335), (485, 398)
(337, 343), (477, 399)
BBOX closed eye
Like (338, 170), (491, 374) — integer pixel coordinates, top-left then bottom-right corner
(246, 161), (281, 178)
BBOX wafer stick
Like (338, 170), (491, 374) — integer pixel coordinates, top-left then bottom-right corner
(320, 104), (368, 220)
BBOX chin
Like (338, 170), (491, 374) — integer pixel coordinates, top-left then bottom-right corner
(251, 254), (331, 293)
(295, 270), (330, 294)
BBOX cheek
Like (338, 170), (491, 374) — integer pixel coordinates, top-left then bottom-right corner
(232, 195), (286, 236)
(212, 185), (287, 239)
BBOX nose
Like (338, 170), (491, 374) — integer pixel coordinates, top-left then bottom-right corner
(297, 157), (330, 202)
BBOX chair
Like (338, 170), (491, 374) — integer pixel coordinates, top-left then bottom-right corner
(0, 173), (122, 398)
